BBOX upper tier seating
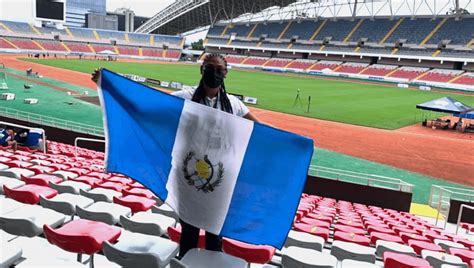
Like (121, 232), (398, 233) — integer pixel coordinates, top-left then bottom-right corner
(350, 19), (397, 43)
(95, 30), (125, 41)
(387, 18), (439, 44)
(429, 17), (474, 45)
(128, 33), (151, 44)
(251, 21), (288, 39)
(314, 19), (358, 42)
(207, 25), (226, 37)
(0, 20), (35, 34)
(68, 27), (96, 40)
(227, 24), (253, 38)
(283, 20), (322, 41)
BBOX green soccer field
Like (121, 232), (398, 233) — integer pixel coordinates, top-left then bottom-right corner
(21, 58), (474, 130)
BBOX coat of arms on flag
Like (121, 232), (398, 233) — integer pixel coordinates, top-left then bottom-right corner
(183, 151), (224, 193)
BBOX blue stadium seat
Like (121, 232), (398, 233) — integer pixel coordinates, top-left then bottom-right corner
(283, 20), (321, 40)
(208, 25), (225, 36)
(251, 21), (288, 39)
(0, 20), (35, 34)
(314, 19), (358, 42)
(387, 18), (439, 44)
(68, 27), (96, 40)
(227, 24), (253, 37)
(95, 30), (125, 41)
(128, 33), (151, 44)
(429, 17), (474, 45)
(350, 19), (396, 43)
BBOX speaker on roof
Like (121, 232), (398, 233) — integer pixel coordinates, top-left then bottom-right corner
(438, 40), (451, 50)
(110, 39), (117, 46)
(163, 44), (169, 50)
(291, 35), (299, 42)
(259, 34), (267, 42)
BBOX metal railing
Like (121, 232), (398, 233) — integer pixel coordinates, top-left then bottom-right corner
(0, 121), (46, 154)
(428, 185), (474, 227)
(308, 165), (414, 193)
(0, 107), (104, 137)
(456, 204), (474, 234)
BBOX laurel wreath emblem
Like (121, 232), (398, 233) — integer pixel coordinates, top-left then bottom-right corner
(182, 151), (224, 193)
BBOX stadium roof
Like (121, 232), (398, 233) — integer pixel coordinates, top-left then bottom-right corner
(135, 0), (298, 35)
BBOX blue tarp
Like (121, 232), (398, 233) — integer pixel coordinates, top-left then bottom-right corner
(454, 111), (474, 119)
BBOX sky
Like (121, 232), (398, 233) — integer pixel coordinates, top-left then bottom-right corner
(107, 0), (175, 17)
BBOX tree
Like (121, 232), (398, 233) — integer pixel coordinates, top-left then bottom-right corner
(191, 39), (204, 50)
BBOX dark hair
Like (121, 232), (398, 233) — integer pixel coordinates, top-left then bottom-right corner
(192, 53), (233, 114)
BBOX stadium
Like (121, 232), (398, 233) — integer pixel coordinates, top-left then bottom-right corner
(0, 0), (474, 267)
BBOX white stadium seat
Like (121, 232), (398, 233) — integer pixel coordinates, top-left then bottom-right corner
(282, 246), (338, 268)
(421, 250), (467, 268)
(375, 240), (416, 257)
(79, 187), (122, 202)
(39, 193), (94, 218)
(49, 180), (91, 194)
(0, 177), (25, 194)
(284, 230), (325, 251)
(120, 212), (176, 236)
(0, 168), (34, 179)
(330, 240), (376, 263)
(170, 249), (247, 268)
(76, 201), (132, 225)
(0, 241), (23, 267)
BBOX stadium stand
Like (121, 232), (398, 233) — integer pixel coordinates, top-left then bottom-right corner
(283, 20), (321, 40)
(452, 72), (474, 86)
(95, 30), (125, 41)
(360, 64), (399, 76)
(142, 48), (163, 57)
(263, 58), (293, 68)
(415, 69), (465, 83)
(117, 46), (139, 56)
(286, 59), (316, 70)
(387, 66), (429, 80)
(313, 19), (359, 42)
(0, 37), (16, 49)
(0, 20), (35, 34)
(63, 41), (91, 53)
(428, 17), (474, 45)
(386, 18), (440, 44)
(90, 44), (115, 53)
(224, 55), (247, 64)
(250, 21), (288, 39)
(207, 25), (226, 37)
(227, 24), (253, 38)
(127, 33), (151, 44)
(242, 56), (268, 66)
(207, 38), (229, 46)
(6, 37), (40, 50)
(261, 42), (290, 49)
(334, 62), (369, 74)
(309, 60), (342, 71)
(350, 19), (397, 43)
(67, 27), (97, 40)
(36, 40), (68, 52)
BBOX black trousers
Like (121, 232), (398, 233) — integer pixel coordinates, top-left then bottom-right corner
(179, 219), (222, 257)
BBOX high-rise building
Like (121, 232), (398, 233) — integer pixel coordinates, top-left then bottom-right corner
(65, 0), (106, 28)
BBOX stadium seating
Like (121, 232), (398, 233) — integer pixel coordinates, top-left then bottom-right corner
(5, 37), (40, 50)
(128, 33), (151, 44)
(416, 69), (464, 83)
(387, 18), (440, 44)
(91, 44), (115, 53)
(429, 17), (474, 45)
(283, 20), (321, 40)
(242, 56), (268, 66)
(207, 25), (226, 37)
(227, 23), (253, 37)
(68, 27), (96, 40)
(142, 48), (163, 57)
(117, 46), (139, 56)
(314, 19), (358, 41)
(251, 21), (288, 39)
(62, 41), (91, 52)
(166, 50), (182, 59)
(350, 19), (396, 43)
(224, 55), (246, 64)
(387, 66), (429, 80)
(0, 37), (15, 49)
(95, 30), (125, 41)
(35, 40), (67, 51)
(264, 58), (292, 68)
(0, 20), (35, 34)
(334, 63), (369, 74)
(309, 60), (341, 71)
(286, 59), (316, 70)
(360, 64), (398, 76)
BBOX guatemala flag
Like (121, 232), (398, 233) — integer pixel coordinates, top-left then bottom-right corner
(98, 69), (314, 248)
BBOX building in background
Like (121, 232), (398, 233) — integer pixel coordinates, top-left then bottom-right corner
(65, 0), (106, 28)
(108, 8), (149, 32)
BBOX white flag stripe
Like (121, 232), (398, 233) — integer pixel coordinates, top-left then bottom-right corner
(165, 100), (254, 234)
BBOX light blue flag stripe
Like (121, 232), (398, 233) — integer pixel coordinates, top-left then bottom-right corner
(220, 123), (314, 247)
(100, 69), (183, 199)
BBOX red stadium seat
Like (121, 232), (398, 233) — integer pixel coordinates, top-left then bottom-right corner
(167, 226), (205, 248)
(29, 165), (56, 174)
(108, 176), (133, 185)
(422, 232), (449, 242)
(449, 248), (474, 263)
(122, 187), (154, 199)
(333, 231), (371, 246)
(70, 175), (103, 186)
(383, 251), (431, 268)
(367, 225), (396, 235)
(337, 219), (364, 228)
(222, 238), (275, 264)
(305, 213), (333, 223)
(95, 181), (129, 192)
(407, 240), (443, 255)
(300, 218), (331, 228)
(67, 168), (89, 176)
(113, 195), (156, 213)
(86, 171), (111, 180)
(3, 184), (57, 204)
(21, 174), (63, 186)
(293, 222), (330, 241)
(5, 160), (33, 169)
(400, 232), (431, 244)
(370, 232), (404, 245)
(334, 225), (366, 235)
(43, 219), (121, 265)
(392, 227), (418, 235)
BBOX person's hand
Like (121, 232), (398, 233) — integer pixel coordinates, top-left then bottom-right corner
(91, 68), (102, 84)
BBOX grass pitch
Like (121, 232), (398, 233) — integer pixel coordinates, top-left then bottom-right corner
(22, 58), (474, 130)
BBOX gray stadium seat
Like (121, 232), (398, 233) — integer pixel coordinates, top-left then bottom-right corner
(79, 187), (122, 202)
(102, 231), (179, 268)
(76, 201), (131, 225)
(421, 250), (467, 268)
(284, 230), (325, 251)
(375, 240), (416, 257)
(30, 159), (51, 166)
(282, 246), (338, 268)
(39, 193), (94, 218)
(51, 170), (79, 180)
(0, 196), (25, 215)
(341, 259), (381, 268)
(120, 212), (176, 236)
(434, 239), (466, 252)
(152, 203), (179, 221)
(0, 205), (65, 237)
(330, 240), (376, 263)
(170, 249), (247, 268)
(49, 180), (91, 194)
(0, 176), (25, 194)
(0, 168), (34, 179)
(0, 241), (22, 268)
(0, 163), (8, 170)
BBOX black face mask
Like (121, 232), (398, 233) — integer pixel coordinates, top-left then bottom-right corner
(202, 65), (225, 89)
